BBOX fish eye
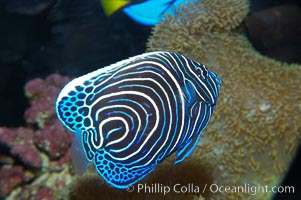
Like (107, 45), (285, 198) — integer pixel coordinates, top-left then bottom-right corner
(202, 70), (208, 78)
(196, 66), (208, 79)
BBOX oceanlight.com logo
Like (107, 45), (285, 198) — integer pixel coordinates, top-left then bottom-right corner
(126, 183), (295, 196)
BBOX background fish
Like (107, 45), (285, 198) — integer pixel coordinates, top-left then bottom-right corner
(56, 51), (221, 189)
(100, 0), (191, 25)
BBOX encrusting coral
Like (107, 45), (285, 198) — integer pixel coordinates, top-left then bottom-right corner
(0, 74), (73, 199)
(147, 0), (301, 199)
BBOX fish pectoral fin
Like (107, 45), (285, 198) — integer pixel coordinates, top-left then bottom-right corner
(94, 149), (156, 189)
(71, 129), (92, 175)
(101, 0), (130, 15)
(174, 133), (202, 165)
(182, 80), (197, 106)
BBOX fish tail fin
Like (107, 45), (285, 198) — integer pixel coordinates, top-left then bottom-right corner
(100, 0), (130, 16)
(94, 149), (155, 189)
(71, 129), (92, 174)
(122, 0), (188, 25)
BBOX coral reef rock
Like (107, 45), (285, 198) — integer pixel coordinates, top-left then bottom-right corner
(0, 74), (74, 199)
(246, 5), (301, 63)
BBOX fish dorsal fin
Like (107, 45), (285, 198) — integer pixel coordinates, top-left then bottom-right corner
(174, 133), (202, 165)
(94, 149), (156, 189)
(71, 129), (92, 174)
(101, 0), (129, 16)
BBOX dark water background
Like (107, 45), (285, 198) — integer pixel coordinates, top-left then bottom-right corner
(0, 0), (300, 199)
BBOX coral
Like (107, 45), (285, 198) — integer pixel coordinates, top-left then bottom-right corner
(146, 0), (301, 199)
(25, 74), (70, 128)
(0, 74), (73, 199)
(0, 165), (33, 197)
(0, 127), (42, 169)
(28, 187), (56, 200)
(34, 120), (73, 160)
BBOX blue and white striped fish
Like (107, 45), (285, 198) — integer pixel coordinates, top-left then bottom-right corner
(55, 51), (221, 189)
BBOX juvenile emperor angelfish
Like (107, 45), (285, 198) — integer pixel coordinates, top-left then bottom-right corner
(55, 51), (221, 189)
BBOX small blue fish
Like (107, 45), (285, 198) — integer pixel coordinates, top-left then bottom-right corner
(100, 0), (192, 25)
(56, 52), (221, 189)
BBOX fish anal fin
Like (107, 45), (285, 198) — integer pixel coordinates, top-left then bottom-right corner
(94, 149), (155, 189)
(174, 133), (202, 165)
(71, 129), (92, 174)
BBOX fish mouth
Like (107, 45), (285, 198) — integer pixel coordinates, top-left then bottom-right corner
(210, 71), (222, 85)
